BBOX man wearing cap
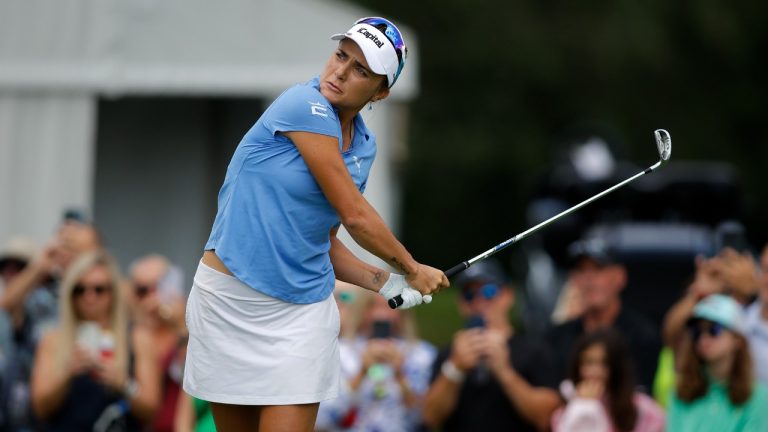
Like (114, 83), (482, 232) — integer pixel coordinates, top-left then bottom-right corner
(547, 238), (661, 392)
(0, 236), (37, 336)
(0, 237), (36, 284)
(0, 238), (37, 430)
(1, 221), (101, 323)
(422, 260), (560, 432)
(0, 237), (37, 341)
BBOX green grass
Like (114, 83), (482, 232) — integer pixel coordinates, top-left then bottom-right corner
(413, 289), (465, 347)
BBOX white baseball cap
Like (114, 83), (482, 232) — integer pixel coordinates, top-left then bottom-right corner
(0, 236), (37, 266)
(331, 17), (408, 87)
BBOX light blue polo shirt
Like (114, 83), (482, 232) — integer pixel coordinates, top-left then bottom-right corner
(205, 76), (377, 303)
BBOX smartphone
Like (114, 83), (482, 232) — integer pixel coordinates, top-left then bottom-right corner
(371, 320), (392, 339)
(464, 315), (485, 329)
(715, 221), (749, 253)
(76, 321), (101, 356)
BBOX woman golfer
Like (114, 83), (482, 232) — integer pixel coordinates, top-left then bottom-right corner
(183, 17), (448, 432)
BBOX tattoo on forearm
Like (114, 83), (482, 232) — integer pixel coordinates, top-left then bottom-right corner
(372, 271), (384, 286)
(390, 257), (410, 275)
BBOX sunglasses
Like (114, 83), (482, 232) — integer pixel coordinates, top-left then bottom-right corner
(134, 285), (155, 299)
(0, 258), (27, 274)
(688, 321), (726, 340)
(462, 283), (499, 302)
(73, 283), (111, 298)
(355, 17), (407, 86)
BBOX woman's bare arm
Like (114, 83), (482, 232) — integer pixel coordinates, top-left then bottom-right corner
(286, 131), (447, 294)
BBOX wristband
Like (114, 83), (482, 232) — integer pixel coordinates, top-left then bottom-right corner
(441, 360), (466, 383)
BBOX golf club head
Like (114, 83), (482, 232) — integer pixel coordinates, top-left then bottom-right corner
(654, 129), (672, 164)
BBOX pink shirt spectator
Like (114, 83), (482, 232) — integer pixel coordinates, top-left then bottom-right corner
(552, 381), (665, 432)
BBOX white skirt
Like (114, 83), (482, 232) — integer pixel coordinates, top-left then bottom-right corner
(183, 261), (340, 405)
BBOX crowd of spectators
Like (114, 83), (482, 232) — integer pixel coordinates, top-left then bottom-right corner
(0, 218), (193, 432)
(1, 214), (767, 431)
(313, 232), (768, 431)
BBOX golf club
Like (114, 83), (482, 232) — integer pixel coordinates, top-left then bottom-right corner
(389, 129), (672, 309)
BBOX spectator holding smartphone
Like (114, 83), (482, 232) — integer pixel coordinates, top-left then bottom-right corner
(316, 287), (435, 431)
(659, 240), (765, 403)
(0, 216), (101, 431)
(30, 251), (161, 431)
(1, 213), (101, 323)
(667, 294), (768, 431)
(423, 260), (560, 432)
(0, 236), (37, 429)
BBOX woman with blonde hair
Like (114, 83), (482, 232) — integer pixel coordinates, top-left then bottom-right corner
(668, 294), (768, 431)
(31, 250), (160, 431)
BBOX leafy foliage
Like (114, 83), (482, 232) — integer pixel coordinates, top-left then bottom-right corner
(349, 0), (768, 270)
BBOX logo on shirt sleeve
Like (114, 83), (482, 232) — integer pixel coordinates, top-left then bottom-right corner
(308, 101), (329, 118)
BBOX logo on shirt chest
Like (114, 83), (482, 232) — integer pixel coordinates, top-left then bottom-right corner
(351, 156), (363, 175)
(308, 101), (329, 118)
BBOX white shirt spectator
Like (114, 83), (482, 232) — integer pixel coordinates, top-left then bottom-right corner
(745, 301), (768, 387)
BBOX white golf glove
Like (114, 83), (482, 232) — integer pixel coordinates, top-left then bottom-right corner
(379, 273), (433, 309)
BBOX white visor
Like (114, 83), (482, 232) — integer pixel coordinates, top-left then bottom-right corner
(331, 23), (399, 87)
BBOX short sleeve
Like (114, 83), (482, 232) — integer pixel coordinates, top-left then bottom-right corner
(262, 84), (339, 138)
(429, 347), (450, 383)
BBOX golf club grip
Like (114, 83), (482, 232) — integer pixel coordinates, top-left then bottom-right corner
(445, 262), (469, 278)
(387, 261), (469, 309)
(388, 296), (404, 309)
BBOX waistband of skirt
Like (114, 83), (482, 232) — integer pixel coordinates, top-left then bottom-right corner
(194, 259), (267, 299)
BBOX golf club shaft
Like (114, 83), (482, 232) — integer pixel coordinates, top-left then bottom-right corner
(388, 159), (664, 309)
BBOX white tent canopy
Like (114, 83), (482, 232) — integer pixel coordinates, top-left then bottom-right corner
(0, 0), (418, 274)
(0, 0), (418, 97)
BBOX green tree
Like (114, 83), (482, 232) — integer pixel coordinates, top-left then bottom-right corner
(349, 0), (768, 269)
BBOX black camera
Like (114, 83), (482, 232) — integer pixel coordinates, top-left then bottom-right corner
(464, 315), (485, 329)
(371, 320), (392, 339)
(714, 220), (749, 254)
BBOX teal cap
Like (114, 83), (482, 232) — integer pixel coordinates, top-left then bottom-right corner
(691, 294), (746, 335)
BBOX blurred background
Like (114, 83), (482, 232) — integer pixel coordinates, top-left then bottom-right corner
(2, 0), (767, 346)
